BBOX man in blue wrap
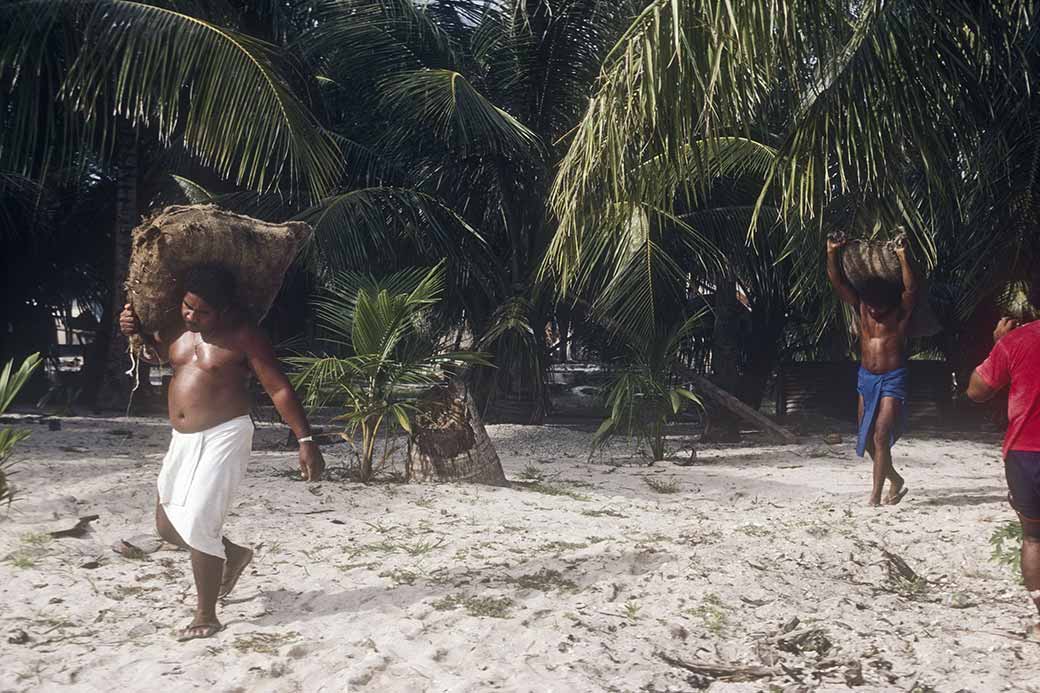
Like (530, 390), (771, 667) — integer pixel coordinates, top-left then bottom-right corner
(826, 233), (918, 506)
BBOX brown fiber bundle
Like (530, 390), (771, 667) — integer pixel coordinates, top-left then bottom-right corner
(838, 238), (941, 338)
(125, 205), (312, 336)
(840, 238), (905, 287)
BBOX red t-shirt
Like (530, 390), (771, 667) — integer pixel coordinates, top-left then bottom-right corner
(976, 321), (1040, 456)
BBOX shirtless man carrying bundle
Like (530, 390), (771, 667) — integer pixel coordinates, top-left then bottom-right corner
(120, 264), (325, 641)
(826, 233), (917, 507)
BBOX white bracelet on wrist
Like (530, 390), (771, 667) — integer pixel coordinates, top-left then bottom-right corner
(297, 436), (314, 443)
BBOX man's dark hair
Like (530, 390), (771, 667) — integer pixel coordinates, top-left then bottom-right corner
(857, 277), (902, 310)
(182, 264), (236, 311)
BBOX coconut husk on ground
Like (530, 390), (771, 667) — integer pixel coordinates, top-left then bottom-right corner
(839, 238), (942, 337)
(125, 204), (312, 336)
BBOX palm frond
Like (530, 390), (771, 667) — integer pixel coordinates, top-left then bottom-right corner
(170, 174), (214, 204)
(549, 0), (1034, 283)
(380, 69), (543, 158)
(2, 0), (342, 196)
(0, 353), (42, 416)
(0, 1), (75, 176)
(296, 186), (484, 274)
(301, 0), (462, 75)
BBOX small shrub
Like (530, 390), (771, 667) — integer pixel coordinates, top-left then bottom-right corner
(990, 521), (1023, 579)
(0, 353), (43, 506)
(7, 551), (36, 568)
(517, 464), (545, 481)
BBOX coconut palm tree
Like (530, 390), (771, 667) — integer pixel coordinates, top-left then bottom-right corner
(288, 264), (490, 481)
(0, 168), (112, 380)
(293, 0), (642, 420)
(591, 316), (702, 462)
(547, 0), (1038, 359)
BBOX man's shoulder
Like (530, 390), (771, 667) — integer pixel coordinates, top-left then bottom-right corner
(1003, 320), (1040, 355)
(159, 324), (189, 344)
(230, 321), (272, 352)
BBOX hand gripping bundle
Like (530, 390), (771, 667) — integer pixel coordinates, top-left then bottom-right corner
(837, 235), (941, 338)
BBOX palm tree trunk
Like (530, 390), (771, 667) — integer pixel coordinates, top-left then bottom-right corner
(407, 381), (508, 486)
(741, 311), (786, 410)
(704, 268), (742, 441)
(87, 123), (138, 410)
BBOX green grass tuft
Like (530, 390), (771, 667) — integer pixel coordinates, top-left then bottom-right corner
(507, 568), (578, 593)
(514, 480), (591, 501)
(432, 593), (515, 618)
(686, 593), (728, 635)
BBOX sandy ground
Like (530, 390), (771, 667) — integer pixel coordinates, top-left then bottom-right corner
(1, 414), (1039, 693)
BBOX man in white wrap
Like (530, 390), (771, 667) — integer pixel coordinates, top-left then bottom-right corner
(120, 264), (325, 641)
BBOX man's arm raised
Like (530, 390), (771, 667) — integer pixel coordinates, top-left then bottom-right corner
(826, 233), (859, 308)
(242, 327), (325, 481)
(893, 235), (918, 316)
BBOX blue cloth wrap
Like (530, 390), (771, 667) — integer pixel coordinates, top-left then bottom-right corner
(856, 366), (908, 457)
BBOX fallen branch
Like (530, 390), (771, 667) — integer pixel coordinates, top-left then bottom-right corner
(656, 652), (778, 681)
(48, 515), (100, 538)
(681, 372), (798, 443)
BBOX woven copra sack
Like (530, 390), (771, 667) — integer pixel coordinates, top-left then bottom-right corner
(839, 238), (942, 338)
(125, 204), (312, 336)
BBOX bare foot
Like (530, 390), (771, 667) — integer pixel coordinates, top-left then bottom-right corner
(884, 479), (907, 505)
(219, 544), (254, 598)
(867, 495), (882, 507)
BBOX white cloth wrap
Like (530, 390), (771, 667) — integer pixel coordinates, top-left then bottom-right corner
(158, 415), (254, 559)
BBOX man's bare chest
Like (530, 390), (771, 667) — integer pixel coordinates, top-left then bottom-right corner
(169, 334), (247, 373)
(859, 312), (906, 339)
(861, 322), (902, 339)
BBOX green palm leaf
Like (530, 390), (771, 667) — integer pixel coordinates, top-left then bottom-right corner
(380, 69), (543, 158)
(0, 353), (42, 416)
(2, 0), (341, 196)
(296, 186), (484, 274)
(550, 0), (1034, 281)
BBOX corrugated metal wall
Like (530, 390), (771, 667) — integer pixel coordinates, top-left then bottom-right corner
(777, 361), (952, 426)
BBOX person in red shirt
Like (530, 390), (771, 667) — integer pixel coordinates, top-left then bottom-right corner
(968, 275), (1040, 637)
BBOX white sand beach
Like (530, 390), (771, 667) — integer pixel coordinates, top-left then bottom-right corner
(2, 415), (1039, 692)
